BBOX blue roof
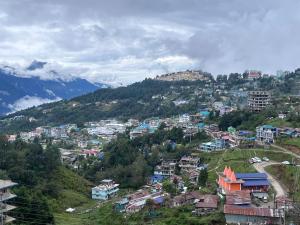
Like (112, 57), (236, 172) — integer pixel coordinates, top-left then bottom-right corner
(236, 173), (267, 179)
(198, 122), (205, 128)
(200, 111), (210, 116)
(140, 123), (150, 129)
(239, 130), (253, 136)
(153, 196), (164, 204)
(262, 125), (275, 129)
(151, 175), (164, 182)
(242, 180), (269, 187)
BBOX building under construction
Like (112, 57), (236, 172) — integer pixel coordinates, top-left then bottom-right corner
(0, 180), (17, 224)
(247, 91), (271, 112)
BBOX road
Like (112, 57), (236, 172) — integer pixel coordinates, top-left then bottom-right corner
(253, 161), (287, 197)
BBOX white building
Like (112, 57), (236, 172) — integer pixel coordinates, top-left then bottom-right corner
(256, 125), (278, 144)
(92, 179), (119, 200)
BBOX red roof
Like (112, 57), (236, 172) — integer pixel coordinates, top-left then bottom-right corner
(224, 205), (276, 217)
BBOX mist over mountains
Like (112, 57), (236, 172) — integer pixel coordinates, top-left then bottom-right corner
(0, 61), (107, 115)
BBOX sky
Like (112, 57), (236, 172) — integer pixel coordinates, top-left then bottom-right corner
(0, 0), (300, 85)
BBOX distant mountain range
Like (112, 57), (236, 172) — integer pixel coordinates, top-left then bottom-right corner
(0, 61), (106, 115)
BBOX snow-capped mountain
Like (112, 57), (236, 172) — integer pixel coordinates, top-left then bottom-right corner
(0, 61), (106, 115)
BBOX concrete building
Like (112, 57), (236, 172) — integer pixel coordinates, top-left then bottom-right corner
(92, 179), (119, 200)
(256, 125), (278, 144)
(154, 160), (176, 177)
(248, 91), (271, 112)
(0, 180), (18, 224)
(179, 156), (200, 171)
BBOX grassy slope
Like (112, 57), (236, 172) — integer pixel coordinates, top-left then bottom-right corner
(195, 148), (297, 188)
(54, 148), (297, 225)
(265, 164), (300, 201)
(45, 167), (99, 224)
(56, 203), (225, 225)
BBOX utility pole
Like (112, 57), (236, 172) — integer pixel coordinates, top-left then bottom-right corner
(0, 192), (3, 225)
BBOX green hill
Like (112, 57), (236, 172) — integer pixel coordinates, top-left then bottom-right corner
(0, 69), (299, 134)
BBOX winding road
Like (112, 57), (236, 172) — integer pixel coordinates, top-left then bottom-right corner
(253, 161), (287, 197)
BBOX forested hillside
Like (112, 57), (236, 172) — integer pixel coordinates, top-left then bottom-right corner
(0, 137), (92, 224)
(1, 69), (300, 134)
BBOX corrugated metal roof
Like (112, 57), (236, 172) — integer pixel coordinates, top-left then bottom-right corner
(224, 205), (275, 217)
(243, 179), (269, 187)
(236, 173), (267, 179)
(195, 195), (218, 209)
(226, 191), (251, 205)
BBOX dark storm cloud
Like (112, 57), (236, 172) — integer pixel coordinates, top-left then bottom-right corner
(0, 0), (299, 83)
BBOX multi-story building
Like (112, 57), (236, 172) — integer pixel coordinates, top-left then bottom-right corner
(92, 179), (119, 200)
(154, 160), (176, 177)
(256, 125), (278, 144)
(179, 156), (200, 171)
(0, 180), (17, 224)
(247, 91), (271, 112)
(245, 70), (262, 80)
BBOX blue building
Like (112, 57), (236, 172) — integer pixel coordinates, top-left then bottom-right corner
(114, 198), (129, 212)
(150, 175), (164, 184)
(92, 179), (119, 200)
(200, 139), (225, 152)
(235, 173), (269, 192)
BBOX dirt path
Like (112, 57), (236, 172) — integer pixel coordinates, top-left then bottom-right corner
(253, 161), (287, 197)
(208, 149), (228, 172)
(271, 144), (300, 159)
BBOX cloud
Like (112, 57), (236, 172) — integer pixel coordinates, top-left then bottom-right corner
(7, 96), (61, 113)
(0, 0), (300, 83)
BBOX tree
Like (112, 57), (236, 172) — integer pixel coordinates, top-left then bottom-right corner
(175, 163), (181, 175)
(162, 180), (176, 196)
(198, 168), (208, 187)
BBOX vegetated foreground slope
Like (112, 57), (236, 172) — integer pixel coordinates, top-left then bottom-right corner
(0, 137), (93, 224)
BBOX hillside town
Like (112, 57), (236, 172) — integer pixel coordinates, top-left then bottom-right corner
(2, 82), (300, 224)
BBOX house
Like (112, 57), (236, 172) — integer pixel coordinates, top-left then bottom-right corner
(189, 113), (202, 124)
(279, 127), (299, 138)
(0, 179), (18, 224)
(171, 191), (202, 207)
(125, 190), (166, 214)
(81, 149), (99, 158)
(199, 110), (210, 119)
(224, 205), (283, 225)
(92, 179), (119, 200)
(200, 139), (225, 152)
(150, 175), (164, 184)
(187, 169), (199, 184)
(256, 125), (278, 144)
(204, 124), (219, 136)
(179, 156), (200, 171)
(114, 198), (129, 213)
(154, 160), (176, 177)
(218, 167), (269, 193)
(170, 175), (185, 191)
(278, 113), (287, 119)
(194, 195), (218, 215)
(225, 190), (251, 206)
